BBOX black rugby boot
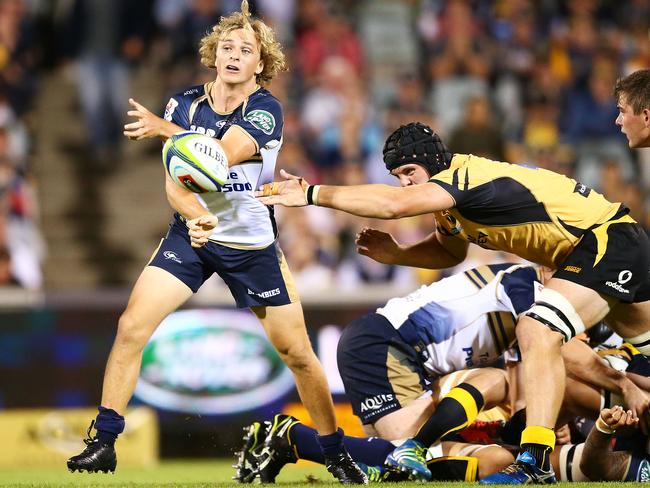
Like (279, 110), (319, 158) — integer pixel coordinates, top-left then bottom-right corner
(325, 450), (369, 485)
(67, 421), (117, 473)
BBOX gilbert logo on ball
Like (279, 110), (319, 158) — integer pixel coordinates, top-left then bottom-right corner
(163, 131), (229, 193)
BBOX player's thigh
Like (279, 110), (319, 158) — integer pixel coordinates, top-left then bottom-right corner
(372, 396), (437, 440)
(607, 299), (650, 338)
(120, 266), (193, 337)
(544, 277), (615, 328)
(251, 302), (311, 352)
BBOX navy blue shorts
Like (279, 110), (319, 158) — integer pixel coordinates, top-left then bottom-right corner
(148, 216), (298, 308)
(337, 313), (428, 424)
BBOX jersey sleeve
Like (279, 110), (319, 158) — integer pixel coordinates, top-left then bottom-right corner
(500, 266), (538, 315)
(237, 94), (284, 149)
(162, 91), (193, 130)
(430, 160), (495, 209)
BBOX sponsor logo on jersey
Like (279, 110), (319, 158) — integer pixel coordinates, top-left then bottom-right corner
(467, 231), (489, 245)
(360, 394), (395, 412)
(618, 270), (633, 284)
(563, 265), (581, 273)
(183, 88), (199, 96)
(244, 109), (276, 135)
(163, 250), (182, 263)
(573, 182), (591, 197)
(135, 309), (294, 414)
(164, 98), (178, 122)
(605, 269), (633, 294)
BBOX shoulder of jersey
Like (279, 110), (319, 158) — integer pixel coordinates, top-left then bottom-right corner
(250, 87), (281, 105)
(174, 84), (206, 101)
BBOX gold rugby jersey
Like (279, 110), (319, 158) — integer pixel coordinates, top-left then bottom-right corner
(431, 154), (626, 268)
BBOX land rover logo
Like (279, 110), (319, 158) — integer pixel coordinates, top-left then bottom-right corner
(244, 109), (275, 135)
(134, 309), (294, 414)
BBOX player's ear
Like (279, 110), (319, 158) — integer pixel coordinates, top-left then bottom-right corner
(255, 60), (264, 75)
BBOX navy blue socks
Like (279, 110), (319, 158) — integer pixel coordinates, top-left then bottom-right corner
(94, 406), (125, 446)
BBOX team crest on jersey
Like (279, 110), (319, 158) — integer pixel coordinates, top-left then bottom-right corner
(244, 109), (275, 135)
(164, 98), (178, 122)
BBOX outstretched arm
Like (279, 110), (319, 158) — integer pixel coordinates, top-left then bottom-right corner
(356, 228), (468, 269)
(256, 170), (455, 219)
(562, 338), (650, 432)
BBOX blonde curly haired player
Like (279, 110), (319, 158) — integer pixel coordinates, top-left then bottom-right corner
(66, 2), (366, 483)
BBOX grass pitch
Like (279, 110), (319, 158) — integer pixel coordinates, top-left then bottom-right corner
(0, 460), (637, 487)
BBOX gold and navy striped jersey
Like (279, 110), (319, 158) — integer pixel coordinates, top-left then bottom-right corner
(431, 154), (625, 268)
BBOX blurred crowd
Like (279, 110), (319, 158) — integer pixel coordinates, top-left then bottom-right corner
(1, 0), (649, 291)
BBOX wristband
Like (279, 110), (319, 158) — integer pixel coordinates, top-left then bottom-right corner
(595, 415), (616, 434)
(306, 185), (320, 205)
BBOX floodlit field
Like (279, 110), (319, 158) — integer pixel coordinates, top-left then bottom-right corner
(0, 460), (638, 487)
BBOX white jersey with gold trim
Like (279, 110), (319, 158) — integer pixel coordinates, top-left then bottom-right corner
(164, 83), (283, 248)
(376, 263), (540, 377)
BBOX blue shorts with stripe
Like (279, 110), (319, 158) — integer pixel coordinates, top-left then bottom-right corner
(337, 313), (428, 425)
(148, 215), (297, 308)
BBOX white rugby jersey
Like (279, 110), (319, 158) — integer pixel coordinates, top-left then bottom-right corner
(377, 263), (541, 377)
(164, 83), (282, 248)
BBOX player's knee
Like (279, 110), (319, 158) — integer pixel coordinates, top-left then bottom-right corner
(115, 312), (149, 349)
(275, 342), (314, 372)
(523, 288), (586, 344)
(516, 318), (557, 352)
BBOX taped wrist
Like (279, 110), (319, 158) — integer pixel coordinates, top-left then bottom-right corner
(595, 415), (616, 434)
(305, 185), (320, 205)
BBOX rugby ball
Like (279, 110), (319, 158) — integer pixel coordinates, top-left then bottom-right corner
(163, 131), (229, 193)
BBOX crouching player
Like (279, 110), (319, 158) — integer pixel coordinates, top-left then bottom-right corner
(233, 263), (646, 482)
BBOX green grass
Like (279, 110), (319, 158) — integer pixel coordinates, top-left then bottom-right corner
(0, 460), (639, 487)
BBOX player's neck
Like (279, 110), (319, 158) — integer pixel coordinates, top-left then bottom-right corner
(210, 78), (258, 113)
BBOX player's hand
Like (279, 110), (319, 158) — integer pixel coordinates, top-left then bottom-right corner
(356, 227), (401, 264)
(124, 98), (166, 140)
(620, 380), (650, 434)
(554, 424), (572, 445)
(600, 405), (639, 431)
(187, 214), (218, 248)
(255, 169), (309, 207)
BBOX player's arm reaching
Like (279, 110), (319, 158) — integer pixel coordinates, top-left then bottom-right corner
(124, 99), (256, 167)
(355, 227), (468, 269)
(256, 169), (455, 218)
(562, 338), (650, 432)
(579, 405), (639, 481)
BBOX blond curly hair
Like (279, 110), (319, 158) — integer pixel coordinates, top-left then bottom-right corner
(198, 0), (287, 86)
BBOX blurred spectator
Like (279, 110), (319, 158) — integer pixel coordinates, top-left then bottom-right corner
(425, 0), (491, 134)
(448, 95), (506, 161)
(563, 57), (635, 189)
(294, 0), (364, 85)
(283, 231), (334, 293)
(0, 153), (43, 290)
(60, 0), (154, 168)
(0, 244), (19, 286)
(0, 0), (40, 117)
(300, 57), (381, 179)
(385, 72), (437, 132)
